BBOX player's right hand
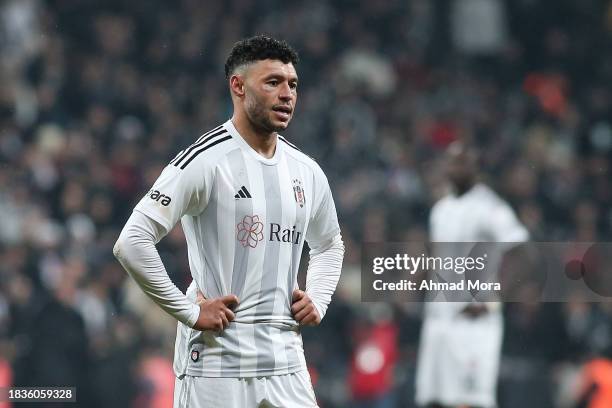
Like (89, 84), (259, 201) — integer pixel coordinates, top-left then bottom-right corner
(460, 303), (489, 319)
(193, 293), (239, 332)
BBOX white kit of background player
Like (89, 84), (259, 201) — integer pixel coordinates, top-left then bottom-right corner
(416, 164), (528, 406)
(416, 141), (529, 408)
(113, 119), (344, 406)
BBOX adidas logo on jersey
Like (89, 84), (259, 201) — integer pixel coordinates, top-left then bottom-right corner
(234, 186), (252, 199)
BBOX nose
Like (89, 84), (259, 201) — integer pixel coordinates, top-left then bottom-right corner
(278, 83), (292, 101)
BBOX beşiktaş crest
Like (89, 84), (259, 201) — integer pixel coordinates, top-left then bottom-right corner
(292, 179), (305, 208)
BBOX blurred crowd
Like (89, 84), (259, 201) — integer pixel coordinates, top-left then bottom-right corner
(2, 0), (612, 407)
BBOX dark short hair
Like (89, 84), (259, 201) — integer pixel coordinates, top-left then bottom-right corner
(224, 35), (299, 79)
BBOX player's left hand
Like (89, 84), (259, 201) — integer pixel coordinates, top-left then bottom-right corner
(291, 289), (321, 326)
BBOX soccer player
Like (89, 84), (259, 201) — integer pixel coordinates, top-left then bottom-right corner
(113, 35), (344, 408)
(415, 142), (529, 408)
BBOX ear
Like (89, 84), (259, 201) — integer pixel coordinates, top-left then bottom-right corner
(230, 75), (245, 98)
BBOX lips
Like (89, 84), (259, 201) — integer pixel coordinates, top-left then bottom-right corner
(272, 105), (292, 122)
(272, 105), (292, 114)
(273, 111), (290, 122)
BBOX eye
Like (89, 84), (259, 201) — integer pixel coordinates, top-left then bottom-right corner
(290, 82), (298, 90)
(268, 79), (279, 86)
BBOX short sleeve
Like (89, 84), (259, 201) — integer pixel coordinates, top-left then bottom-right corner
(487, 202), (529, 242)
(305, 166), (341, 248)
(428, 200), (446, 242)
(134, 161), (212, 233)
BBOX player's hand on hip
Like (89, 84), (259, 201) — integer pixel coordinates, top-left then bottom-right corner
(460, 303), (489, 319)
(193, 291), (239, 332)
(291, 289), (321, 326)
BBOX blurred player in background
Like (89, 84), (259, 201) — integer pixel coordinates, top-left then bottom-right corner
(114, 35), (344, 408)
(415, 142), (529, 408)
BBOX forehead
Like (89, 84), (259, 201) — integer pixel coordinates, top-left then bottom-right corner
(446, 143), (471, 160)
(446, 149), (476, 169)
(246, 59), (297, 79)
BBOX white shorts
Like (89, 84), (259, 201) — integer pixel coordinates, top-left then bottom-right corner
(415, 314), (502, 408)
(173, 370), (318, 408)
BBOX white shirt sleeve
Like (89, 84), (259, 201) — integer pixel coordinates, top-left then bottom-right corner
(305, 233), (344, 320)
(304, 165), (344, 320)
(487, 201), (529, 243)
(113, 210), (201, 327)
(133, 159), (213, 233)
(305, 165), (341, 247)
(114, 160), (212, 328)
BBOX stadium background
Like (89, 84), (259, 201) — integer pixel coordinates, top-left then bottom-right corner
(1, 0), (612, 407)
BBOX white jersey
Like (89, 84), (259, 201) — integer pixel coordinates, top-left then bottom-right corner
(134, 119), (340, 377)
(417, 183), (526, 406)
(425, 183), (529, 319)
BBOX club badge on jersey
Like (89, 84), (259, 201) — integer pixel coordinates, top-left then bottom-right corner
(292, 179), (305, 208)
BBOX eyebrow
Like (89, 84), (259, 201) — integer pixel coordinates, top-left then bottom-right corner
(263, 73), (299, 83)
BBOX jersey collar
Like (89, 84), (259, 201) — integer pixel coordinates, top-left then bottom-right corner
(225, 119), (283, 166)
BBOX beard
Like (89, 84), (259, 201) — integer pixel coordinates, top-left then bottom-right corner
(244, 92), (288, 134)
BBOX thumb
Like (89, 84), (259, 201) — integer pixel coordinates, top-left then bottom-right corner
(292, 289), (304, 302)
(196, 290), (206, 303)
(220, 294), (239, 308)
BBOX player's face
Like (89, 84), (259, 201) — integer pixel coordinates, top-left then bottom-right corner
(446, 144), (477, 192)
(243, 59), (298, 133)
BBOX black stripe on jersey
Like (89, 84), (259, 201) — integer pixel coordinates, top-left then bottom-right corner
(179, 135), (233, 169)
(194, 124), (223, 144)
(168, 150), (184, 165)
(174, 129), (228, 167)
(172, 126), (224, 166)
(170, 125), (223, 166)
(238, 189), (246, 198)
(278, 135), (300, 151)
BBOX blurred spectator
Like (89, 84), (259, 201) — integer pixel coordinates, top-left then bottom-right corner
(133, 347), (175, 408)
(349, 305), (399, 408)
(575, 358), (612, 408)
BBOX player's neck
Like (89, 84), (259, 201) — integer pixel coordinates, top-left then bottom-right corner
(453, 181), (476, 196)
(231, 115), (277, 159)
